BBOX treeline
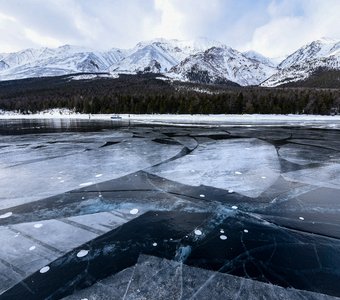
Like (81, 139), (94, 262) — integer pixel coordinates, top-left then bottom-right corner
(0, 73), (339, 115)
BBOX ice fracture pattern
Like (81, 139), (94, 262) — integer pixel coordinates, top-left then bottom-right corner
(0, 118), (340, 299)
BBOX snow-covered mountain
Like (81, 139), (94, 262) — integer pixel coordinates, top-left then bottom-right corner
(110, 38), (223, 73)
(0, 45), (125, 81)
(0, 37), (339, 87)
(168, 46), (277, 86)
(262, 38), (340, 87)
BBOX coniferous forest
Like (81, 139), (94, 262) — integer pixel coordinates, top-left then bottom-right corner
(0, 73), (339, 115)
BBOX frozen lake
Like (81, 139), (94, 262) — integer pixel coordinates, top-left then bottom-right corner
(0, 118), (340, 299)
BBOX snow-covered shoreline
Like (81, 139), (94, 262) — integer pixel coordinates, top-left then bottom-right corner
(1, 109), (340, 128)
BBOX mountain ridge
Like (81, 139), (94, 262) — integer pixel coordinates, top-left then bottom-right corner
(0, 37), (339, 87)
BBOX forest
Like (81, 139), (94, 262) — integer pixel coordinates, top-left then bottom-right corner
(0, 73), (339, 115)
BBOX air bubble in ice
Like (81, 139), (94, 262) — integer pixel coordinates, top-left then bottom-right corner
(77, 249), (89, 258)
(79, 182), (93, 187)
(40, 266), (50, 273)
(130, 208), (139, 215)
(0, 212), (12, 219)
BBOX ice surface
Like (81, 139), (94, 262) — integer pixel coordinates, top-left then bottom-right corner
(1, 121), (340, 298)
(150, 138), (280, 198)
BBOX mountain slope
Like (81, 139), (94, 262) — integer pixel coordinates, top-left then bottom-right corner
(262, 38), (340, 87)
(168, 46), (277, 86)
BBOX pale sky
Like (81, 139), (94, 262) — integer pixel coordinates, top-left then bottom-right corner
(0, 0), (339, 58)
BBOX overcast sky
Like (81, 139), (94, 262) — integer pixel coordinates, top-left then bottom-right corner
(0, 0), (339, 57)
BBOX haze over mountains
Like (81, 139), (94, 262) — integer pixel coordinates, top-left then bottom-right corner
(0, 37), (339, 87)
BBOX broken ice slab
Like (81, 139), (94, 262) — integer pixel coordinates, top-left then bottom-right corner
(278, 143), (339, 165)
(0, 209), (141, 295)
(64, 255), (339, 300)
(0, 138), (183, 209)
(149, 138), (280, 198)
(282, 163), (340, 190)
(1, 211), (212, 299)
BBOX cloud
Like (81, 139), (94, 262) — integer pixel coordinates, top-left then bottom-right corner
(0, 0), (339, 57)
(244, 0), (340, 57)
